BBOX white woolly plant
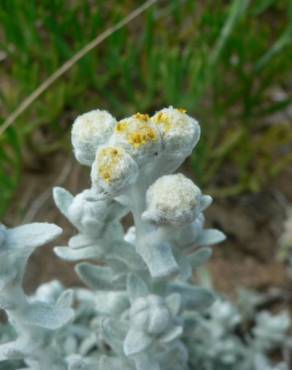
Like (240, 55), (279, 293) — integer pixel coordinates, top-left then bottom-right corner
(0, 107), (290, 370)
(0, 223), (74, 369)
(52, 106), (226, 370)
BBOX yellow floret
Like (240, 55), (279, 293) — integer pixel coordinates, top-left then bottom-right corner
(115, 116), (158, 149)
(152, 112), (173, 132)
(134, 112), (150, 121)
(127, 125), (158, 148)
(115, 121), (128, 132)
(97, 147), (122, 182)
(152, 108), (188, 133)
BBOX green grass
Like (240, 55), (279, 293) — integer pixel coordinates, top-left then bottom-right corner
(0, 0), (291, 216)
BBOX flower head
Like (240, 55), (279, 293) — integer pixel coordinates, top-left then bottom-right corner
(71, 109), (116, 165)
(151, 106), (200, 156)
(142, 174), (203, 226)
(110, 113), (161, 163)
(91, 146), (139, 195)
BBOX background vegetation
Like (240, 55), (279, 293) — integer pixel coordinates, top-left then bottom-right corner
(0, 0), (291, 217)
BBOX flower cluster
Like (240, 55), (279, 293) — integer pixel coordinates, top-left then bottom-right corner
(72, 107), (200, 196)
(68, 107), (223, 280)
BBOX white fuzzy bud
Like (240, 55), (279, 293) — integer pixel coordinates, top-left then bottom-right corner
(71, 109), (116, 166)
(142, 174), (203, 226)
(91, 146), (139, 195)
(151, 106), (200, 156)
(109, 113), (161, 163)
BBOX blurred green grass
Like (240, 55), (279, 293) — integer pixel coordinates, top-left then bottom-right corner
(0, 0), (291, 216)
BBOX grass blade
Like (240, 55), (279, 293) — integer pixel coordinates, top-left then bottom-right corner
(0, 0), (158, 136)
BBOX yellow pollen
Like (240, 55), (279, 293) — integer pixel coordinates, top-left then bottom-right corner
(97, 147), (122, 182)
(134, 112), (150, 121)
(177, 108), (187, 113)
(153, 112), (173, 132)
(127, 126), (158, 148)
(115, 121), (128, 132)
(101, 171), (111, 181)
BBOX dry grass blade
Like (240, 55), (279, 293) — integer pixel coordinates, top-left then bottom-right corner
(0, 0), (158, 136)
